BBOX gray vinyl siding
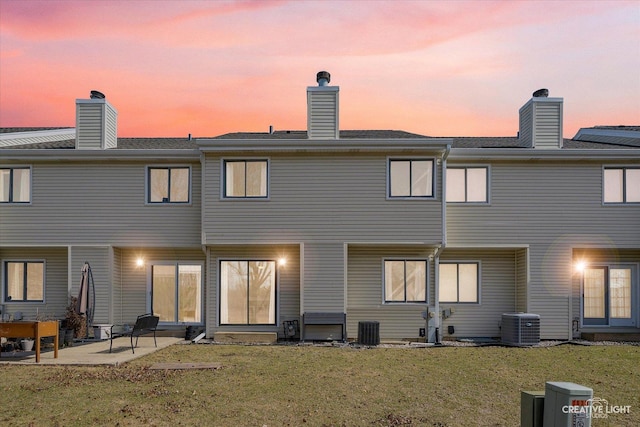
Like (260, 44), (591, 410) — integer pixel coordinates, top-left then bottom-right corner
(519, 102), (533, 147)
(447, 160), (640, 338)
(439, 249), (517, 338)
(307, 90), (338, 139)
(303, 243), (345, 312)
(115, 247), (205, 324)
(202, 153), (443, 244)
(105, 105), (117, 149)
(346, 246), (433, 340)
(69, 246), (111, 324)
(76, 103), (103, 149)
(515, 248), (528, 312)
(112, 247), (122, 324)
(0, 161), (201, 246)
(533, 103), (562, 149)
(0, 247), (68, 319)
(206, 245), (300, 338)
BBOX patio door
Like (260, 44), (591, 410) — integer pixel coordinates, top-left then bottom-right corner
(150, 263), (203, 325)
(583, 265), (636, 327)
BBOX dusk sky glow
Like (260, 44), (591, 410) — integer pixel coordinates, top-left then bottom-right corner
(1, 0), (639, 138)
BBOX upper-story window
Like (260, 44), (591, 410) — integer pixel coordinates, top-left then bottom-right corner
(148, 166), (190, 203)
(224, 160), (268, 198)
(384, 259), (428, 303)
(0, 167), (31, 203)
(388, 159), (434, 198)
(604, 167), (640, 204)
(447, 167), (488, 203)
(4, 260), (45, 303)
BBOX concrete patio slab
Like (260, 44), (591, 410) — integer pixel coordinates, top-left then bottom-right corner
(0, 336), (183, 366)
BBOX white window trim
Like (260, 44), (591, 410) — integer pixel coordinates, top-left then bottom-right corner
(145, 165), (193, 205)
(2, 259), (46, 304)
(382, 258), (429, 304)
(446, 165), (491, 204)
(438, 261), (481, 304)
(220, 158), (271, 201)
(145, 260), (204, 325)
(0, 165), (32, 205)
(602, 165), (640, 205)
(386, 156), (437, 200)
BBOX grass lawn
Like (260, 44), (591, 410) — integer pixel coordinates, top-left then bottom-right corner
(0, 343), (638, 426)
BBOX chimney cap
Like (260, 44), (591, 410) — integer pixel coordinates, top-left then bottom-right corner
(532, 88), (549, 98)
(316, 71), (331, 86)
(90, 90), (106, 99)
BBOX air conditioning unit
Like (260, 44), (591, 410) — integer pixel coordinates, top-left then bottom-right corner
(501, 313), (540, 346)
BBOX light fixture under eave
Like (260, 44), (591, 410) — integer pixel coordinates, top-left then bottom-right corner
(278, 258), (287, 267)
(136, 258), (145, 268)
(574, 260), (587, 273)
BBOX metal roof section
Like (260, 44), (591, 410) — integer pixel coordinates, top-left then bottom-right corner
(0, 127), (76, 148)
(573, 126), (640, 147)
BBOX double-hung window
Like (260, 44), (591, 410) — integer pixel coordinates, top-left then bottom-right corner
(224, 160), (268, 198)
(388, 159), (434, 198)
(148, 166), (190, 203)
(4, 261), (44, 303)
(439, 262), (479, 303)
(220, 260), (276, 325)
(447, 167), (488, 202)
(0, 167), (31, 203)
(384, 260), (427, 303)
(604, 167), (640, 203)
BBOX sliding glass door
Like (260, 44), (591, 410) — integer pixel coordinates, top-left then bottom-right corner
(583, 266), (635, 327)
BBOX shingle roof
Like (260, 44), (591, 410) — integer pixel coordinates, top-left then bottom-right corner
(2, 137), (199, 150)
(2, 129), (638, 151)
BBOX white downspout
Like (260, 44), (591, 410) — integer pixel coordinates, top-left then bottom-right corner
(433, 144), (451, 344)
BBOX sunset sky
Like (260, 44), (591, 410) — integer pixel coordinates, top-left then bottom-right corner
(1, 0), (639, 138)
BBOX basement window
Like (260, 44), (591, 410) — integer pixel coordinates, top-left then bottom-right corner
(388, 159), (434, 198)
(147, 166), (190, 203)
(384, 260), (427, 303)
(3, 260), (45, 303)
(604, 167), (640, 204)
(0, 167), (31, 203)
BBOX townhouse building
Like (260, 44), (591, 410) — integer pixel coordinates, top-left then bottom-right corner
(1, 73), (639, 342)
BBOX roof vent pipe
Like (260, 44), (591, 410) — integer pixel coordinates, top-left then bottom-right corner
(269, 125), (274, 134)
(316, 71), (331, 86)
(532, 88), (549, 98)
(90, 90), (106, 99)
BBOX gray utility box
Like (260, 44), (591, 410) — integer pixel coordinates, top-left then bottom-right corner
(521, 390), (545, 427)
(543, 381), (593, 427)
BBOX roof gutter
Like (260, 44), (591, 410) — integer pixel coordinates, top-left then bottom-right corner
(449, 148), (640, 161)
(0, 149), (201, 161)
(197, 138), (453, 153)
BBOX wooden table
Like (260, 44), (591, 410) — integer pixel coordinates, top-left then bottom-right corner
(0, 321), (59, 363)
